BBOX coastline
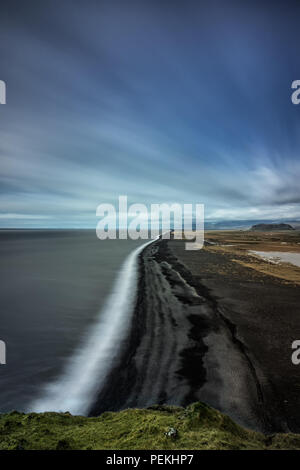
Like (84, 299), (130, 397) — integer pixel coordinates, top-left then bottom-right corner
(28, 236), (156, 416)
(89, 235), (300, 434)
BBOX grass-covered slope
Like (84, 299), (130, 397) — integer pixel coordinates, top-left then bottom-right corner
(1, 402), (300, 450)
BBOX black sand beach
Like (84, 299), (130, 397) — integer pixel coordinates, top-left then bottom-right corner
(90, 234), (300, 435)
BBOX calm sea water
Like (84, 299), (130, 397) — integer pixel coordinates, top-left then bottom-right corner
(0, 230), (146, 413)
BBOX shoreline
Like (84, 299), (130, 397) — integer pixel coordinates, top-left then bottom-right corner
(88, 237), (266, 429)
(89, 235), (300, 434)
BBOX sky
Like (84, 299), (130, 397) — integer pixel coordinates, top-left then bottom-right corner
(1, 0), (300, 227)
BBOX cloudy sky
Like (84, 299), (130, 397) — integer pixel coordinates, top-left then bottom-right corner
(1, 0), (300, 227)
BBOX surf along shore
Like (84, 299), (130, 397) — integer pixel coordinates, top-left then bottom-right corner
(89, 230), (300, 435)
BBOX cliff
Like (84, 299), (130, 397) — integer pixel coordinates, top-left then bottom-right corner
(1, 402), (300, 450)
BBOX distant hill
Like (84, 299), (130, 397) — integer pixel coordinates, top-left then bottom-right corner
(204, 219), (300, 231)
(250, 223), (295, 231)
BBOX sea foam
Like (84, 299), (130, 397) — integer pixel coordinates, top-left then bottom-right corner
(30, 237), (157, 415)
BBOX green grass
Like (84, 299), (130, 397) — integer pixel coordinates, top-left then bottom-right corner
(0, 402), (299, 450)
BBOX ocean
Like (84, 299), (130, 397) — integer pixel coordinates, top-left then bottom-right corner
(0, 230), (149, 414)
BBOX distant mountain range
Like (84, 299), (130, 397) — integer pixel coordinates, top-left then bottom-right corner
(204, 219), (300, 230)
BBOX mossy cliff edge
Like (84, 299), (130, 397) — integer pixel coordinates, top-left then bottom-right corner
(1, 402), (300, 450)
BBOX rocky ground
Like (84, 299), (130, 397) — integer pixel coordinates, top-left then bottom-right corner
(171, 231), (300, 433)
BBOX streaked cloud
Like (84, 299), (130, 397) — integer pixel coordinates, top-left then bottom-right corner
(0, 0), (300, 227)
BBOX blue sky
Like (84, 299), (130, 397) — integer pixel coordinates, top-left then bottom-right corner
(1, 0), (300, 227)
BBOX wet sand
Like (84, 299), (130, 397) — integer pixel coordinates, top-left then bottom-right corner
(90, 234), (300, 434)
